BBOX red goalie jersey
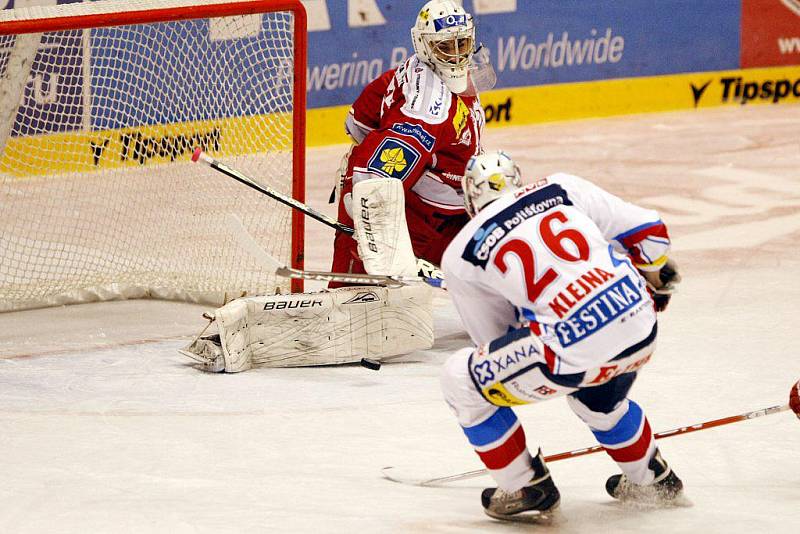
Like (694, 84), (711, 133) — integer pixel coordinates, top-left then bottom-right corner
(330, 55), (485, 280)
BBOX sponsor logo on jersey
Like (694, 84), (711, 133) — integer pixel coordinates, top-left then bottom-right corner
(472, 360), (495, 386)
(456, 127), (472, 147)
(554, 276), (643, 347)
(367, 137), (420, 180)
(453, 97), (469, 138)
(428, 81), (448, 117)
(535, 385), (558, 396)
(390, 123), (435, 151)
(483, 384), (527, 406)
(462, 184), (572, 268)
(433, 13), (467, 31)
(471, 331), (541, 388)
(586, 353), (652, 385)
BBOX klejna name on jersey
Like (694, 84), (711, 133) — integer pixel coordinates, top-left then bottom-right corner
(553, 276), (644, 347)
(462, 184), (572, 268)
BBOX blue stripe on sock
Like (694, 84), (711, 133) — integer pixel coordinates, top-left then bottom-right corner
(591, 400), (643, 446)
(462, 407), (518, 447)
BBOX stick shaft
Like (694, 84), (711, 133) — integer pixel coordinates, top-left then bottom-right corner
(227, 213), (445, 289)
(195, 149), (354, 234)
(276, 265), (445, 289)
(418, 403), (790, 486)
(195, 150), (448, 283)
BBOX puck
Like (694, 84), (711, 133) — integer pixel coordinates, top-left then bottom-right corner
(360, 358), (381, 371)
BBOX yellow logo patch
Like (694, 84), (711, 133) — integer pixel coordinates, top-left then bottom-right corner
(481, 383), (528, 407)
(453, 97), (469, 139)
(380, 147), (407, 175)
(419, 9), (429, 21)
(488, 172), (506, 191)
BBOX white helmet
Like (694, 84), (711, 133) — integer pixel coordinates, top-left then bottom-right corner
(462, 150), (522, 217)
(411, 0), (475, 94)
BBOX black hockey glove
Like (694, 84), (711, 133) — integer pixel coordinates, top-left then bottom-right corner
(648, 259), (681, 312)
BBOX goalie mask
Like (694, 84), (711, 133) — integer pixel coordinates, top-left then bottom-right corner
(411, 0), (476, 94)
(462, 150), (522, 217)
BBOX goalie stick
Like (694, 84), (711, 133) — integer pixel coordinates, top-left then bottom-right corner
(382, 402), (793, 487)
(193, 148), (445, 282)
(226, 214), (446, 289)
(193, 148), (354, 234)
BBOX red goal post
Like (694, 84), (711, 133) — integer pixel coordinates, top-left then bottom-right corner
(0, 0), (307, 311)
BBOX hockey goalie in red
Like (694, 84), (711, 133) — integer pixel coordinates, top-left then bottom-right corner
(329, 0), (493, 285)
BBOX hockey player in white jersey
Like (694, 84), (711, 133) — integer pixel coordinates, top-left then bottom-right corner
(439, 151), (683, 522)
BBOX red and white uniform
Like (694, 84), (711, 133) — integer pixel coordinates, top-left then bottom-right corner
(439, 173), (672, 492)
(330, 55), (485, 279)
(442, 172), (670, 373)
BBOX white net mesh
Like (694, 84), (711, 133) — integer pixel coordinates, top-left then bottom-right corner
(0, 0), (303, 311)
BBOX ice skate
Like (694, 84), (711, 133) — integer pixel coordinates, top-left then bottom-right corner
(606, 449), (684, 505)
(481, 450), (560, 523)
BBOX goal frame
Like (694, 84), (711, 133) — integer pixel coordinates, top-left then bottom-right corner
(0, 0), (307, 294)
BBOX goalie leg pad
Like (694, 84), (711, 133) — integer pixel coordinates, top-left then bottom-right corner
(182, 285), (434, 371)
(352, 178), (418, 278)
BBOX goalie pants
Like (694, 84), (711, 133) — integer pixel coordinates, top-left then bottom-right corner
(329, 190), (469, 288)
(440, 324), (659, 493)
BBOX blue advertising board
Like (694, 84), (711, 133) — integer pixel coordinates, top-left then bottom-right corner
(304, 0), (741, 108)
(0, 0), (744, 125)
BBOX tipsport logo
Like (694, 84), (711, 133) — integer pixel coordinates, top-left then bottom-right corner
(691, 76), (800, 107)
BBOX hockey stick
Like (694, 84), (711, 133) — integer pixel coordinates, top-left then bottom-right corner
(382, 402), (792, 487)
(226, 214), (446, 289)
(192, 148), (355, 234)
(193, 148), (445, 282)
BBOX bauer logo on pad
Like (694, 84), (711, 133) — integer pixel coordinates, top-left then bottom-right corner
(368, 138), (421, 180)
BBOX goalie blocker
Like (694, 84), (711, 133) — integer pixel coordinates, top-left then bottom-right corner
(180, 285), (433, 372)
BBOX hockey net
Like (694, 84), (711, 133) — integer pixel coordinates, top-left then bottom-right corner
(0, 0), (306, 312)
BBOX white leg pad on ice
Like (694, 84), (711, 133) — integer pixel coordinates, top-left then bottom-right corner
(180, 285), (434, 372)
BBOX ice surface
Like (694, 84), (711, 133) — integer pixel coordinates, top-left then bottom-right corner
(2, 105), (800, 533)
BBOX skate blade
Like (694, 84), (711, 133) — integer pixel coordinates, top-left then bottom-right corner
(484, 502), (560, 524)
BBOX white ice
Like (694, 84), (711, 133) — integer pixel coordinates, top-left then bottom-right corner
(2, 105), (800, 533)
